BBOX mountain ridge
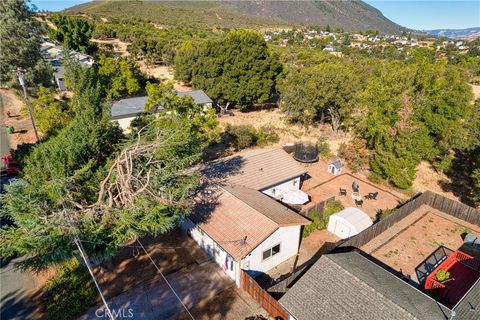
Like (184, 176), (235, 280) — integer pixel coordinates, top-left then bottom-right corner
(426, 27), (480, 40)
(65, 0), (406, 34)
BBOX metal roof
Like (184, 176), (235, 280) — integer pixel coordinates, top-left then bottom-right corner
(280, 251), (451, 320)
(110, 96), (149, 119)
(176, 90), (213, 105)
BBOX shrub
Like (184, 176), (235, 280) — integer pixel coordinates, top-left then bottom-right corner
(338, 137), (369, 173)
(256, 126), (279, 146)
(302, 211), (321, 238)
(367, 172), (384, 184)
(302, 200), (344, 238)
(435, 269), (451, 282)
(319, 200), (344, 229)
(225, 124), (257, 150)
(375, 208), (395, 222)
(225, 124), (279, 150)
(44, 258), (97, 320)
(316, 135), (331, 159)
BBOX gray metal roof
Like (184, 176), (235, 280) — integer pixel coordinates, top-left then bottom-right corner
(279, 252), (451, 320)
(176, 90), (213, 105)
(111, 96), (149, 119)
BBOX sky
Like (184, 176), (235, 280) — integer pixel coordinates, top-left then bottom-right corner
(364, 0), (480, 30)
(31, 0), (480, 30)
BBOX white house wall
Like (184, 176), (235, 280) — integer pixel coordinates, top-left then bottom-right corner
(241, 225), (301, 277)
(261, 177), (301, 199)
(180, 219), (240, 285)
(112, 117), (135, 133)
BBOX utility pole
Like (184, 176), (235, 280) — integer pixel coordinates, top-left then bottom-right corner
(17, 71), (115, 320)
(17, 69), (40, 142)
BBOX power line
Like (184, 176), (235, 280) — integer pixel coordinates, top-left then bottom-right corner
(136, 239), (195, 320)
(17, 69), (115, 320)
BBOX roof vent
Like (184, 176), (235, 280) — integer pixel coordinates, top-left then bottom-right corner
(240, 236), (247, 246)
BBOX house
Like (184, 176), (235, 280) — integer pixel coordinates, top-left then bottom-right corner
(110, 96), (160, 132)
(279, 251), (453, 320)
(110, 90), (214, 132)
(181, 148), (311, 285)
(176, 90), (213, 110)
(53, 66), (67, 92)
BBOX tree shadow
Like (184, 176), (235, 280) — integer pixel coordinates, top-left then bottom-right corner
(0, 288), (45, 320)
(440, 150), (477, 206)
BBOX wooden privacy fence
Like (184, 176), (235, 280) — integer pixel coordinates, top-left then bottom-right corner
(300, 196), (335, 217)
(240, 270), (289, 320)
(340, 191), (480, 249)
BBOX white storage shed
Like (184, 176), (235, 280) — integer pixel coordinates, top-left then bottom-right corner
(327, 207), (372, 239)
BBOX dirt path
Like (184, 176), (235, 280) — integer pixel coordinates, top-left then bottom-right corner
(471, 84), (480, 101)
(0, 89), (38, 150)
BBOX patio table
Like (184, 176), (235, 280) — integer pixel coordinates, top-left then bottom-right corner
(351, 192), (362, 201)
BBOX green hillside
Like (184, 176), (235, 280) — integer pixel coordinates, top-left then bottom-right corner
(65, 0), (405, 33)
(65, 0), (288, 29)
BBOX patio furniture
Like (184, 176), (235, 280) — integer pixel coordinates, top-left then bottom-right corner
(339, 188), (347, 196)
(365, 192), (379, 200)
(355, 199), (363, 207)
(352, 180), (359, 193)
(351, 192), (362, 201)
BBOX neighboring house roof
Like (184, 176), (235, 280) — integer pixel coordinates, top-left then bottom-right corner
(110, 90), (213, 120)
(453, 278), (480, 320)
(176, 90), (213, 105)
(110, 96), (150, 119)
(280, 251), (451, 320)
(198, 148), (307, 191)
(190, 185), (309, 260)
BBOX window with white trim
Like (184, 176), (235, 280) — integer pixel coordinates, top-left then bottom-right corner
(262, 243), (281, 261)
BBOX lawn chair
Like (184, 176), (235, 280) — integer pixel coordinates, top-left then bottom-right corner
(355, 199), (363, 207)
(339, 188), (347, 196)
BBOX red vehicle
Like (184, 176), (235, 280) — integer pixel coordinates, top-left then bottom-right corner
(1, 153), (20, 176)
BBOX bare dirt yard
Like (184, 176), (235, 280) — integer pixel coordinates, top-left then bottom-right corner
(413, 161), (460, 202)
(0, 89), (38, 149)
(136, 61), (192, 92)
(91, 38), (130, 57)
(82, 229), (268, 320)
(364, 206), (480, 281)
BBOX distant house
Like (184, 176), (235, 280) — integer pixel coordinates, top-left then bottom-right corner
(110, 90), (214, 132)
(176, 90), (213, 110)
(53, 66), (67, 92)
(181, 148), (311, 285)
(110, 96), (161, 132)
(279, 251), (452, 320)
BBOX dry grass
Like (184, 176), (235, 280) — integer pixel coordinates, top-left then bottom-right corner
(413, 161), (459, 201)
(218, 108), (351, 152)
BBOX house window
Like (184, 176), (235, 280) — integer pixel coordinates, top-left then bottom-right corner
(262, 244), (281, 261)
